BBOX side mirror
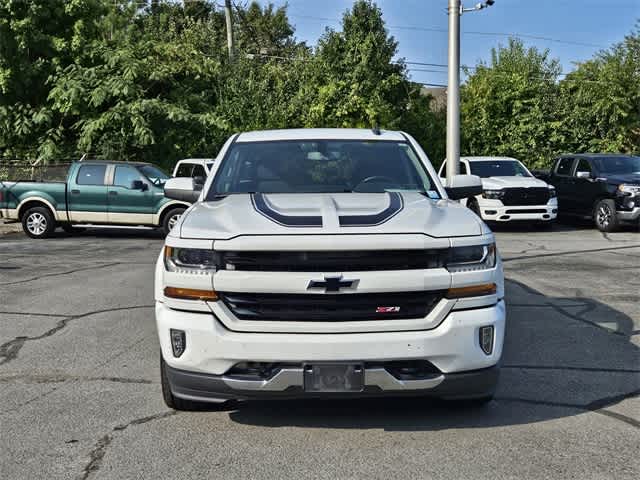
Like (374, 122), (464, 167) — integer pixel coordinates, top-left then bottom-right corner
(131, 180), (148, 191)
(164, 177), (201, 203)
(445, 174), (483, 201)
(576, 171), (591, 179)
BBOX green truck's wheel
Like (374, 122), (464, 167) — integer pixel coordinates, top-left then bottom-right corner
(22, 206), (56, 239)
(162, 207), (185, 236)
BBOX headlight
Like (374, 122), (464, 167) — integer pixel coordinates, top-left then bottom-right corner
(482, 189), (504, 200)
(618, 184), (640, 195)
(164, 246), (220, 273)
(548, 187), (556, 198)
(446, 243), (497, 272)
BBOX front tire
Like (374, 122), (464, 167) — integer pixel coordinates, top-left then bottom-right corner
(594, 199), (619, 232)
(22, 206), (56, 239)
(162, 207), (185, 236)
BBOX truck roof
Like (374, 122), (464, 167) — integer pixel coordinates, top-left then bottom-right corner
(176, 158), (215, 163)
(560, 153), (637, 158)
(461, 156), (519, 162)
(74, 160), (153, 167)
(236, 128), (407, 143)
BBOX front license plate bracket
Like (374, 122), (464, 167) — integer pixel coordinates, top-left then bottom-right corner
(303, 363), (365, 392)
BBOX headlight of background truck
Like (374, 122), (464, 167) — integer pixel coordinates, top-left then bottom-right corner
(482, 190), (504, 200)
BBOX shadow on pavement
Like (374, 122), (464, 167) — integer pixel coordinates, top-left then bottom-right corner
(488, 217), (638, 234)
(54, 227), (165, 240)
(225, 279), (640, 430)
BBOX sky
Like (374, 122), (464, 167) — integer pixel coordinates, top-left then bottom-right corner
(256, 0), (640, 86)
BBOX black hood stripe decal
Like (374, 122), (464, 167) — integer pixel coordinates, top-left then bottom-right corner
(251, 192), (403, 228)
(339, 192), (404, 227)
(252, 193), (323, 227)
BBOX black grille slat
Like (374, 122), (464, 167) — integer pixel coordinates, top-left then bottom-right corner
(220, 250), (446, 272)
(220, 291), (444, 321)
(501, 187), (550, 206)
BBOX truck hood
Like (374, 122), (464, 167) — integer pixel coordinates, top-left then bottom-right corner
(601, 173), (640, 185)
(481, 176), (549, 189)
(177, 192), (484, 239)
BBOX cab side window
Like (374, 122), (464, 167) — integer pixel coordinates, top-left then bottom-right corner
(114, 166), (144, 189)
(175, 163), (193, 177)
(76, 165), (106, 185)
(192, 164), (206, 178)
(555, 158), (574, 176)
(574, 158), (592, 176)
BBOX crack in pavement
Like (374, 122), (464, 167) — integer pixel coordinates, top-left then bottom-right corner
(0, 305), (153, 366)
(502, 244), (640, 263)
(0, 263), (122, 286)
(0, 374), (155, 384)
(601, 232), (614, 242)
(497, 388), (640, 429)
(0, 261), (155, 287)
(0, 384), (63, 416)
(78, 411), (177, 480)
(0, 311), (69, 318)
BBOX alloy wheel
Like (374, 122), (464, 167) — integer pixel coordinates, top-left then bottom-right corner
(167, 213), (181, 230)
(597, 204), (612, 229)
(26, 212), (47, 236)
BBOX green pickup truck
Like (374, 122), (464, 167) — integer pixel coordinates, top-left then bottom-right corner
(0, 161), (192, 238)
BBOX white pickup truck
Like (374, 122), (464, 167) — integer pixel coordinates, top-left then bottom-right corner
(172, 158), (215, 179)
(439, 156), (558, 225)
(155, 129), (505, 410)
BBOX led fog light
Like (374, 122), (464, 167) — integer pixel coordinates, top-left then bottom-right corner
(479, 326), (494, 355)
(170, 329), (186, 358)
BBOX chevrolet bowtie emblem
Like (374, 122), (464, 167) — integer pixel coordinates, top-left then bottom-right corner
(307, 275), (358, 292)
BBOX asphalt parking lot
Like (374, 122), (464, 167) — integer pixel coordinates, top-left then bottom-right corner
(1, 223), (639, 479)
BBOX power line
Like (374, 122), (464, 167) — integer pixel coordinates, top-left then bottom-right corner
(289, 14), (608, 49)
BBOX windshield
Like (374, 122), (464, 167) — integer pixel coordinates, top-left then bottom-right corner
(592, 156), (640, 175)
(138, 165), (170, 186)
(208, 140), (438, 197)
(469, 160), (531, 178)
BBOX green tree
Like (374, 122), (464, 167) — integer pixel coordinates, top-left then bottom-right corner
(234, 2), (298, 56)
(305, 0), (407, 129)
(558, 24), (640, 154)
(47, 4), (227, 167)
(460, 38), (562, 169)
(0, 0), (107, 159)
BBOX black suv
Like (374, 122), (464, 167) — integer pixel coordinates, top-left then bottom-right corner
(538, 154), (640, 232)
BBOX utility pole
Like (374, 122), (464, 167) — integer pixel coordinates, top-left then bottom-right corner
(446, 0), (461, 186)
(446, 0), (495, 186)
(224, 0), (234, 60)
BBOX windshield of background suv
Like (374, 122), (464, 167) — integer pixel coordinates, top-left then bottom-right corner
(469, 160), (531, 178)
(208, 140), (438, 197)
(138, 165), (170, 186)
(592, 156), (640, 175)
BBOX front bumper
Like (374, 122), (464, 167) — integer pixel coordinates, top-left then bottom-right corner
(166, 363), (500, 402)
(156, 299), (505, 401)
(617, 206), (640, 222)
(477, 199), (558, 222)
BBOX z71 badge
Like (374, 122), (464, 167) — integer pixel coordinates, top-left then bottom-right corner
(376, 306), (401, 313)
